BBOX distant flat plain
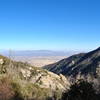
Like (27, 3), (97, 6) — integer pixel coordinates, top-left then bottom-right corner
(14, 56), (66, 67)
(0, 50), (80, 67)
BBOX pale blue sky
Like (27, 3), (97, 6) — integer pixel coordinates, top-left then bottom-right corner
(0, 0), (100, 51)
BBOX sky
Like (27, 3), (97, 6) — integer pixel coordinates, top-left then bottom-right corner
(0, 0), (100, 51)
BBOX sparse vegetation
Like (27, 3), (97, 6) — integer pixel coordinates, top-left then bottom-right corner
(0, 55), (67, 100)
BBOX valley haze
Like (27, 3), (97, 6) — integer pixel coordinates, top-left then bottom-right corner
(0, 50), (81, 67)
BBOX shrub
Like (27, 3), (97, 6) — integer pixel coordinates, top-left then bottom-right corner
(0, 76), (24, 100)
(62, 80), (98, 100)
(0, 77), (14, 100)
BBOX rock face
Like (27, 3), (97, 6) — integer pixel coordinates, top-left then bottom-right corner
(0, 59), (4, 65)
(20, 66), (70, 91)
(44, 47), (100, 77)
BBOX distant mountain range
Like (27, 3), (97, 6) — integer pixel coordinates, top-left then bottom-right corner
(0, 50), (80, 57)
(44, 47), (100, 77)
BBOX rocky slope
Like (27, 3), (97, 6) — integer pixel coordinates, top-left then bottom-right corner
(0, 55), (70, 99)
(44, 47), (100, 77)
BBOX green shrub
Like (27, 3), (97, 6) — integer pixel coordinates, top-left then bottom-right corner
(61, 80), (98, 100)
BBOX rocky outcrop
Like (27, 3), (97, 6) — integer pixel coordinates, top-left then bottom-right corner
(0, 59), (4, 65)
(20, 66), (70, 91)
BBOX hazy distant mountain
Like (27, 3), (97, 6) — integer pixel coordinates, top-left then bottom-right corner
(0, 50), (79, 57)
(44, 47), (100, 77)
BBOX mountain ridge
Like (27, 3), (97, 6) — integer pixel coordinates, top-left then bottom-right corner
(43, 47), (100, 77)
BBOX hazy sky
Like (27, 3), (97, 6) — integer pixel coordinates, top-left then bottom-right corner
(0, 0), (99, 51)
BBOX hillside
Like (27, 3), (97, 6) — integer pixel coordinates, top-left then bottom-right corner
(0, 55), (70, 100)
(44, 47), (100, 77)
